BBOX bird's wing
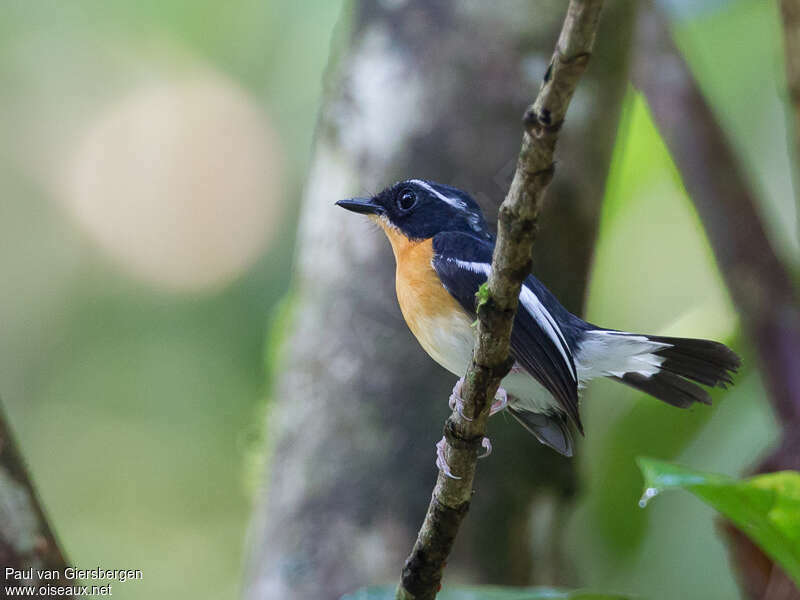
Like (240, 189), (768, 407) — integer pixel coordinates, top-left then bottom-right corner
(431, 231), (581, 429)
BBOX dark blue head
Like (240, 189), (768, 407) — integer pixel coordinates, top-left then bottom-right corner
(336, 179), (491, 241)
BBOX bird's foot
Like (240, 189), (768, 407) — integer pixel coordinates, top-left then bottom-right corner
(435, 437), (461, 480)
(479, 436), (492, 459)
(450, 380), (508, 419)
(489, 387), (508, 416)
(448, 378), (472, 421)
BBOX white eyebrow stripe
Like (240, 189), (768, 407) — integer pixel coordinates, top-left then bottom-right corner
(448, 258), (576, 381)
(409, 179), (468, 211)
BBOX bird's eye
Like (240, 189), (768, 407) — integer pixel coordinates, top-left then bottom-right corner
(397, 189), (417, 211)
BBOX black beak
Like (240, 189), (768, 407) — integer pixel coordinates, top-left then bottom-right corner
(335, 197), (384, 215)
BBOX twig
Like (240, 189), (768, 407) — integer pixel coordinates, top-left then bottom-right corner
(634, 7), (800, 599)
(395, 2), (605, 598)
(0, 398), (72, 593)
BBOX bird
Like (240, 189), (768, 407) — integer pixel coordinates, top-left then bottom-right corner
(336, 179), (740, 464)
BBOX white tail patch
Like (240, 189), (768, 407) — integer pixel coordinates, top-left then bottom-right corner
(575, 330), (672, 384)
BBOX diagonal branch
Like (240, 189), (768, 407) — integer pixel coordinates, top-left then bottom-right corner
(0, 398), (72, 593)
(395, 2), (605, 598)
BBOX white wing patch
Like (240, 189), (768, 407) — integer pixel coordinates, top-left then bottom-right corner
(519, 286), (577, 381)
(446, 258), (576, 382)
(451, 258), (490, 275)
(442, 257), (672, 389)
(575, 330), (671, 383)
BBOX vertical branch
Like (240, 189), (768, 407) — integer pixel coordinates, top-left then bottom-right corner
(396, 2), (605, 599)
(0, 399), (72, 591)
(634, 7), (800, 599)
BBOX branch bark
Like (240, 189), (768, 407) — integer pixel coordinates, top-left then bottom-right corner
(634, 7), (800, 599)
(396, 2), (605, 598)
(0, 398), (72, 595)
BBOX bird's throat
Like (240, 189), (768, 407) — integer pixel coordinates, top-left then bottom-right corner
(369, 214), (421, 264)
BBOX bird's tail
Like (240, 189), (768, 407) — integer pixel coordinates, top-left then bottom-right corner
(577, 330), (741, 407)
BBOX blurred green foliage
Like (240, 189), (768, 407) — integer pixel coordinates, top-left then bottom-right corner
(638, 459), (800, 586)
(570, 2), (787, 599)
(675, 0), (798, 268)
(0, 1), (343, 599)
(579, 92), (742, 555)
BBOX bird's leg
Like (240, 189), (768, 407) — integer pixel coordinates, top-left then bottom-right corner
(479, 388), (506, 460)
(435, 437), (461, 479)
(489, 387), (508, 416)
(448, 378), (472, 421)
(436, 436), (491, 475)
(478, 437), (492, 458)
(444, 377), (508, 464)
(444, 380), (504, 469)
(450, 380), (508, 419)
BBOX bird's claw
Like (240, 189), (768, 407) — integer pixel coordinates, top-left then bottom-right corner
(489, 387), (508, 416)
(450, 380), (507, 420)
(443, 381), (499, 470)
(479, 437), (492, 459)
(436, 437), (461, 479)
(448, 378), (472, 421)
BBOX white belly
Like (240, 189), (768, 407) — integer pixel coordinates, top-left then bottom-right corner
(419, 312), (562, 415)
(416, 311), (475, 377)
(501, 369), (562, 414)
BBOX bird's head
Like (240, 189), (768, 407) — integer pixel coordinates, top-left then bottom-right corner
(336, 180), (492, 246)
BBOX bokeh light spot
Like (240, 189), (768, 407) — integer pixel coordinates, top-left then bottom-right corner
(60, 72), (283, 292)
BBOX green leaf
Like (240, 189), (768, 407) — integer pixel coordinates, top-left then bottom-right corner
(472, 282), (492, 328)
(475, 282), (491, 310)
(637, 458), (800, 587)
(341, 585), (632, 600)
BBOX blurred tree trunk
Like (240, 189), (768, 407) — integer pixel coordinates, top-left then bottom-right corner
(634, 8), (800, 599)
(243, 2), (633, 598)
(0, 400), (72, 596)
(781, 0), (800, 187)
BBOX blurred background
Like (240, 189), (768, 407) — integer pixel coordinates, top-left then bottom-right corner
(0, 1), (796, 599)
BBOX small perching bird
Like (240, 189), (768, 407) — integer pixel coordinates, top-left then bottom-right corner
(336, 179), (740, 462)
